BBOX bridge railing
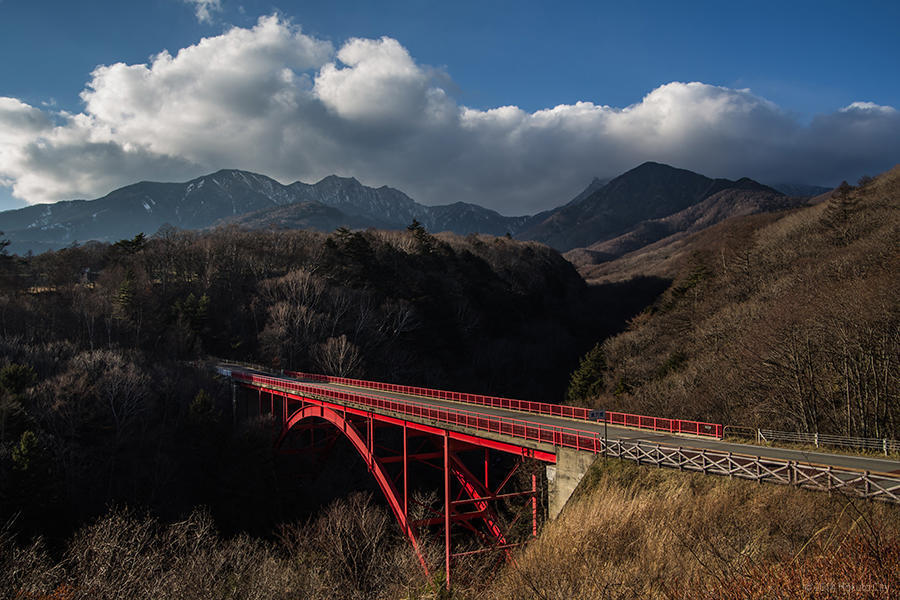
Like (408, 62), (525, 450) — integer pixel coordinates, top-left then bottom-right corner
(286, 370), (592, 420)
(602, 440), (900, 504)
(233, 371), (899, 504)
(285, 371), (723, 439)
(237, 371), (606, 453)
(604, 411), (723, 439)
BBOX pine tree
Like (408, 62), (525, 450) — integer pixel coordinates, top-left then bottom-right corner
(116, 269), (136, 317)
(407, 219), (434, 253)
(566, 342), (606, 406)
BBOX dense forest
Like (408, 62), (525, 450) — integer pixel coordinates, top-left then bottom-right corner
(0, 224), (597, 396)
(0, 223), (645, 548)
(568, 169), (900, 440)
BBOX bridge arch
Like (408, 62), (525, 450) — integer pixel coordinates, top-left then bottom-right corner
(275, 403), (428, 572)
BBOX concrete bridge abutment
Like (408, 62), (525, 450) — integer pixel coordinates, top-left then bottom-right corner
(546, 447), (600, 519)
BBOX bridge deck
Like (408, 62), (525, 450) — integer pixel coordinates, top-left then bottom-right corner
(306, 378), (900, 475)
(224, 364), (900, 476)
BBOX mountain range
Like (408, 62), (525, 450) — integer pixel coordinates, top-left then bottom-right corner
(516, 162), (811, 252)
(0, 170), (530, 254)
(0, 163), (825, 257)
(225, 174), (530, 236)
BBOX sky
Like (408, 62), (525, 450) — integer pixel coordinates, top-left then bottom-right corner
(1, 0), (898, 215)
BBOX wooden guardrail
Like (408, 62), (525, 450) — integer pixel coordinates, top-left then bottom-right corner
(725, 425), (898, 456)
(603, 440), (900, 504)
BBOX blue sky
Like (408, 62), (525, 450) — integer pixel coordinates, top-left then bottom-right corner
(1, 0), (898, 213)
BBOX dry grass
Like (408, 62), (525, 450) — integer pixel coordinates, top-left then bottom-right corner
(479, 460), (900, 600)
(1, 494), (434, 600)
(4, 463), (897, 599)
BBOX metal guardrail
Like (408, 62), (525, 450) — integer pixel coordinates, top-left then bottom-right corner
(207, 358), (272, 375)
(235, 371), (595, 458)
(231, 370), (900, 504)
(725, 426), (899, 456)
(286, 370), (724, 439)
(286, 370), (593, 420)
(604, 411), (722, 439)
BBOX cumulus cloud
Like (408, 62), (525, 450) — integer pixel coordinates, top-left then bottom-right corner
(184, 0), (222, 24)
(1, 15), (898, 214)
(314, 37), (454, 127)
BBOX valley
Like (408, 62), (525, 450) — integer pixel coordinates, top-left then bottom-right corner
(1, 163), (897, 599)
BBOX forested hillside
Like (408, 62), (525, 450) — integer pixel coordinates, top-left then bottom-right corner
(0, 223), (624, 544)
(568, 168), (899, 438)
(1, 225), (594, 396)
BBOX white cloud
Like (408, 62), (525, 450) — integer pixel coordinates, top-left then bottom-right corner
(0, 104), (200, 204)
(1, 15), (898, 214)
(0, 97), (52, 140)
(314, 37), (454, 127)
(840, 101), (897, 114)
(184, 0), (222, 24)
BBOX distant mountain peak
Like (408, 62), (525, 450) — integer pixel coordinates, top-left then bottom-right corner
(203, 168), (258, 179)
(627, 161), (687, 174)
(0, 162), (819, 258)
(208, 168), (242, 176)
(519, 162), (796, 252)
(316, 174), (361, 186)
(727, 177), (781, 194)
(562, 175), (612, 209)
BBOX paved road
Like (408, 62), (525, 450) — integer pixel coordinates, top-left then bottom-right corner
(290, 376), (900, 475)
(222, 364), (900, 476)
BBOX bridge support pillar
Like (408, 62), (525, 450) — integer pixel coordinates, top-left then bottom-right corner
(231, 382), (237, 427)
(546, 447), (599, 519)
(443, 431), (451, 590)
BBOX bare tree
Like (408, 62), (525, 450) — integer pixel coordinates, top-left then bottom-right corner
(69, 350), (148, 441)
(376, 299), (418, 339)
(314, 335), (362, 377)
(325, 287), (353, 337)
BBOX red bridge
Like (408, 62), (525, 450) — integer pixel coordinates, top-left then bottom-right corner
(217, 364), (900, 588)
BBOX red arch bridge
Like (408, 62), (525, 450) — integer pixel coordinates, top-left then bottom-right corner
(216, 364), (900, 587)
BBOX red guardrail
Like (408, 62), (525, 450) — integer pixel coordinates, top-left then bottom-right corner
(232, 372), (900, 504)
(604, 411), (723, 439)
(286, 370), (593, 419)
(285, 371), (723, 439)
(234, 371), (605, 455)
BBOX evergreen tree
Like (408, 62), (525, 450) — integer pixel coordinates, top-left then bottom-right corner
(113, 232), (147, 255)
(566, 342), (606, 406)
(116, 269), (137, 317)
(407, 219), (434, 253)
